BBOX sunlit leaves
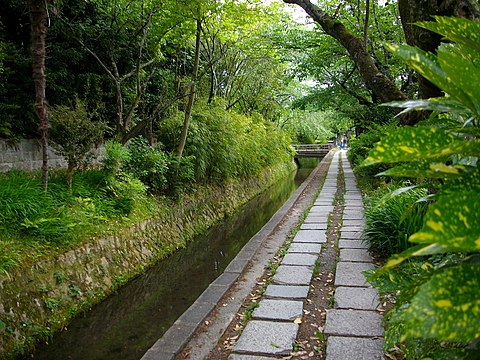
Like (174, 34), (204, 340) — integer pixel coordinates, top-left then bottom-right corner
(396, 264), (480, 342)
(378, 162), (468, 179)
(363, 126), (480, 165)
(409, 193), (480, 252)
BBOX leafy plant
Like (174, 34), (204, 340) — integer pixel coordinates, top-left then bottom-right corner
(363, 16), (480, 358)
(124, 137), (168, 193)
(364, 185), (428, 258)
(50, 99), (106, 191)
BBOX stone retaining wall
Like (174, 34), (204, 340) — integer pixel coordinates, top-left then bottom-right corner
(0, 139), (103, 172)
(0, 161), (295, 359)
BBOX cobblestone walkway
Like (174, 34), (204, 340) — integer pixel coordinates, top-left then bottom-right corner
(229, 151), (384, 359)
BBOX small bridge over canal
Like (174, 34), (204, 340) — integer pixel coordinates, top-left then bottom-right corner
(292, 143), (335, 157)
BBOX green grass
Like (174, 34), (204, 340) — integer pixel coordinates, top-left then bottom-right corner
(0, 169), (156, 278)
(363, 184), (429, 258)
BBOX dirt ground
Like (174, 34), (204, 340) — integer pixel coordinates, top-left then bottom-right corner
(177, 153), (343, 359)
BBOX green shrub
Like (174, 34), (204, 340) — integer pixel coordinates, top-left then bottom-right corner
(164, 153), (195, 197)
(364, 186), (428, 258)
(101, 141), (146, 215)
(124, 137), (168, 193)
(49, 99), (106, 191)
(348, 121), (397, 172)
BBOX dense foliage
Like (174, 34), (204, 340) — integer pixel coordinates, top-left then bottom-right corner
(363, 17), (480, 358)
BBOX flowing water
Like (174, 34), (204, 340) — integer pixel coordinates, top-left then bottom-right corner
(29, 158), (320, 360)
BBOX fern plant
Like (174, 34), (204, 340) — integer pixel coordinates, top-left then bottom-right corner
(362, 17), (480, 358)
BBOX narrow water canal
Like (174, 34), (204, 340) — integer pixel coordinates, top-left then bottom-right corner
(28, 158), (320, 360)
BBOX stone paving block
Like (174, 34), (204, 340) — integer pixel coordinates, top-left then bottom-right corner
(334, 286), (380, 310)
(345, 205), (364, 209)
(315, 195), (335, 201)
(344, 199), (363, 204)
(229, 355), (275, 360)
(314, 200), (333, 205)
(233, 320), (299, 355)
(326, 336), (384, 360)
(342, 212), (365, 220)
(289, 242), (322, 254)
(293, 230), (326, 243)
(273, 265), (313, 285)
(310, 205), (334, 213)
(304, 215), (329, 224)
(345, 200), (363, 209)
(252, 299), (303, 321)
(318, 195), (336, 200)
(344, 195), (362, 200)
(282, 253), (318, 267)
(339, 239), (368, 249)
(341, 231), (363, 240)
(264, 285), (310, 299)
(320, 187), (336, 192)
(342, 219), (365, 227)
(345, 188), (361, 195)
(341, 226), (365, 233)
(324, 309), (384, 337)
(301, 223), (328, 230)
(334, 262), (373, 287)
(340, 248), (372, 262)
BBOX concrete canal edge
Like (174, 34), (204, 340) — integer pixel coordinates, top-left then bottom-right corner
(0, 161), (296, 359)
(142, 151), (335, 360)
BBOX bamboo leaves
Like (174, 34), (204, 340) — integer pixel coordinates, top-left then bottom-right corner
(364, 127), (480, 165)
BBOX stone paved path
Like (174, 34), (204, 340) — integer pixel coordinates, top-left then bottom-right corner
(228, 151), (384, 359)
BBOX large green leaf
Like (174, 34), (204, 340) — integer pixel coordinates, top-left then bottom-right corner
(378, 162), (469, 179)
(384, 98), (469, 117)
(397, 263), (480, 342)
(410, 192), (480, 252)
(363, 127), (480, 165)
(442, 168), (480, 194)
(437, 43), (480, 116)
(417, 16), (480, 56)
(385, 44), (459, 98)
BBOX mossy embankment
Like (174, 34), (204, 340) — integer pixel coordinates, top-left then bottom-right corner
(0, 160), (296, 359)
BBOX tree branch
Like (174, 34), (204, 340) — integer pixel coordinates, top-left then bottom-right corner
(283, 0), (406, 103)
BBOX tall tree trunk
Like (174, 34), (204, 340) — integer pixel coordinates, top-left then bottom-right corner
(28, 0), (49, 191)
(177, 18), (202, 158)
(284, 0), (407, 104)
(398, 0), (479, 99)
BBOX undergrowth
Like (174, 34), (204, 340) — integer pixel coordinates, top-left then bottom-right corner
(363, 184), (428, 258)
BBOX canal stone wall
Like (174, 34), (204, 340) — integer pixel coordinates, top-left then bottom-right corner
(0, 161), (296, 359)
(0, 139), (104, 172)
